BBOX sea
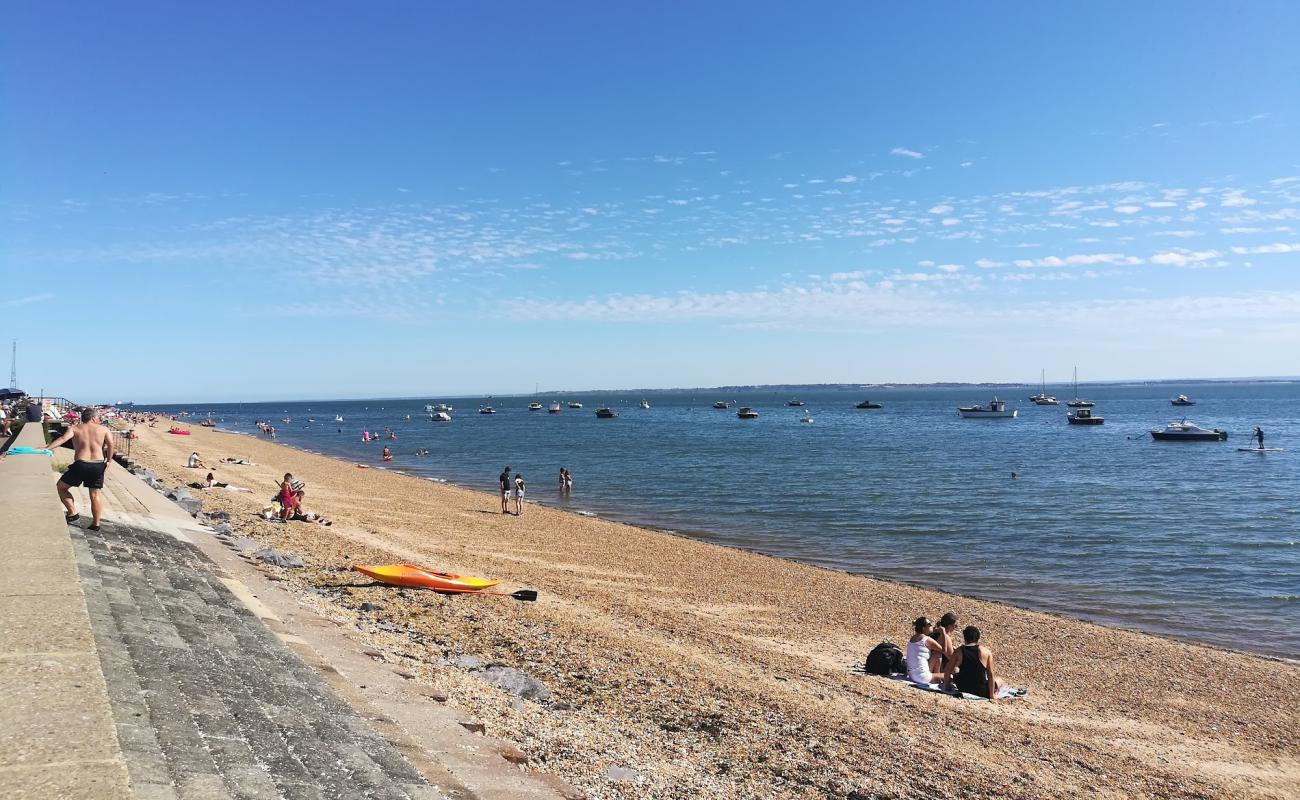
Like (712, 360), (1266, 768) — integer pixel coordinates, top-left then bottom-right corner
(142, 382), (1300, 659)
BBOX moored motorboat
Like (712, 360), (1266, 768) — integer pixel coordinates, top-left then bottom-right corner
(639, 399), (651, 409)
(1067, 408), (1104, 425)
(1171, 394), (1196, 406)
(431, 411), (451, 422)
(548, 403), (562, 414)
(1150, 420), (1226, 441)
(478, 406), (496, 415)
(568, 401), (583, 409)
(736, 407), (759, 419)
(800, 413), (814, 423)
(854, 400), (883, 409)
(595, 407), (618, 418)
(786, 399), (805, 407)
(1033, 395), (1060, 406)
(354, 564), (499, 592)
(528, 402), (543, 411)
(958, 397), (1017, 419)
(713, 401), (731, 409)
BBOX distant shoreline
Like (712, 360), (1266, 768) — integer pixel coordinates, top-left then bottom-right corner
(121, 376), (1299, 407)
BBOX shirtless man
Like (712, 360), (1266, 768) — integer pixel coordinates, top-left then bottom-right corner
(47, 408), (114, 531)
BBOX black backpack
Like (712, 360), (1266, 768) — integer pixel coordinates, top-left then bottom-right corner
(863, 641), (906, 676)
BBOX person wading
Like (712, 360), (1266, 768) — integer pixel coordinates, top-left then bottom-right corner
(47, 407), (114, 531)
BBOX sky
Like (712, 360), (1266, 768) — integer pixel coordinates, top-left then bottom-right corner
(2, 2), (1298, 402)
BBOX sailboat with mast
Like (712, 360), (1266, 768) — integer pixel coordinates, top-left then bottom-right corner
(1065, 367), (1094, 408)
(1029, 369), (1059, 405)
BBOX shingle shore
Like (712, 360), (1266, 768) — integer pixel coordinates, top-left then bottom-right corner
(122, 423), (1299, 799)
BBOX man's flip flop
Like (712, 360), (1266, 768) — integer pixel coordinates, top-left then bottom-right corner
(65, 513), (80, 523)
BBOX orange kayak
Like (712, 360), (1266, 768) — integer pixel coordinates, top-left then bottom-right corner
(353, 564), (499, 592)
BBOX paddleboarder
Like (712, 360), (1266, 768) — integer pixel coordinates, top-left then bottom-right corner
(1253, 426), (1265, 449)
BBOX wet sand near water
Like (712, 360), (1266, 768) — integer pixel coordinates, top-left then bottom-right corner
(121, 422), (1300, 799)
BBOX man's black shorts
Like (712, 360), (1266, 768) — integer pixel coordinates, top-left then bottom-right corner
(61, 460), (107, 489)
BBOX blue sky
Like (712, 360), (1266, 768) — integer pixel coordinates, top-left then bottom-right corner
(2, 2), (1298, 402)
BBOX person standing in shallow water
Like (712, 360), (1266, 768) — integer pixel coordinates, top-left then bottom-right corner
(499, 466), (512, 513)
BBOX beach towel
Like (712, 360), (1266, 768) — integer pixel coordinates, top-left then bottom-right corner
(5, 446), (53, 455)
(851, 664), (1028, 702)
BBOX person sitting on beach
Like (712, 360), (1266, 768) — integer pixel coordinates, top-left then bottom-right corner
(292, 509), (332, 526)
(905, 617), (952, 687)
(930, 612), (959, 675)
(513, 473), (526, 515)
(499, 466), (512, 513)
(220, 457), (254, 465)
(945, 626), (1005, 701)
(187, 452), (208, 469)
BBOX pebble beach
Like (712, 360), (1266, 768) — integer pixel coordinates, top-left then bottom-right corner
(122, 422), (1300, 800)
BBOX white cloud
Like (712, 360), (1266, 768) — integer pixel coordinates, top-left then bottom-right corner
(835, 175), (860, 184)
(928, 204), (954, 215)
(1149, 249), (1222, 267)
(890, 147), (924, 160)
(1229, 242), (1299, 254)
(1113, 205), (1143, 214)
(1, 292), (54, 308)
(1154, 230), (1200, 238)
(960, 161), (974, 168)
(937, 263), (963, 273)
(1013, 253), (1143, 268)
(941, 218), (960, 226)
(974, 259), (1005, 269)
(1221, 190), (1256, 208)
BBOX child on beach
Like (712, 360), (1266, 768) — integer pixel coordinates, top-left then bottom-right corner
(514, 474), (526, 515)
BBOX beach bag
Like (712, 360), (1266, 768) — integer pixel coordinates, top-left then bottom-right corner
(863, 641), (906, 676)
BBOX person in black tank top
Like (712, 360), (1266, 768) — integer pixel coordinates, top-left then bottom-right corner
(946, 626), (1005, 701)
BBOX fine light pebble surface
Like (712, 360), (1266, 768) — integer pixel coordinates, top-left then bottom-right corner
(123, 424), (1299, 800)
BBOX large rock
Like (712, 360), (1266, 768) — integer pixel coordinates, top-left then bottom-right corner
(252, 547), (304, 569)
(176, 497), (203, 516)
(477, 665), (551, 703)
(212, 523), (235, 536)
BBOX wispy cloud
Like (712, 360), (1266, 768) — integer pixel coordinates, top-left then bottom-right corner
(1, 293), (54, 308)
(890, 147), (924, 160)
(1230, 242), (1300, 254)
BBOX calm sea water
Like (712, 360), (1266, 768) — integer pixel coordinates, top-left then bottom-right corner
(145, 383), (1300, 658)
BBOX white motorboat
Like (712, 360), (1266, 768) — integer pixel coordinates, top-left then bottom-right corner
(736, 407), (759, 419)
(1171, 394), (1196, 407)
(639, 399), (651, 409)
(568, 401), (583, 409)
(713, 401), (731, 409)
(478, 406), (496, 415)
(1150, 420), (1226, 441)
(800, 413), (814, 423)
(1067, 408), (1104, 425)
(528, 402), (543, 411)
(958, 397), (1017, 419)
(431, 412), (451, 422)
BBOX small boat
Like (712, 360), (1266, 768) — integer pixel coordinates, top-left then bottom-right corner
(1065, 367), (1094, 408)
(478, 406), (496, 415)
(800, 413), (814, 423)
(854, 400), (883, 409)
(736, 407), (759, 419)
(353, 564), (499, 592)
(958, 397), (1017, 419)
(639, 399), (651, 409)
(1067, 408), (1104, 426)
(1171, 394), (1196, 406)
(786, 399), (805, 407)
(200, 413), (216, 428)
(595, 407), (618, 418)
(528, 402), (543, 411)
(548, 403), (562, 414)
(1150, 420), (1226, 441)
(568, 401), (583, 409)
(431, 412), (451, 422)
(713, 401), (731, 409)
(1028, 369), (1056, 404)
(335, 415), (344, 422)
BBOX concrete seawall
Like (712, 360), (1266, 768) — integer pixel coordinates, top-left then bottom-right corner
(0, 423), (132, 798)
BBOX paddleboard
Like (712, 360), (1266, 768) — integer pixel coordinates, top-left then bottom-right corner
(1238, 447), (1283, 452)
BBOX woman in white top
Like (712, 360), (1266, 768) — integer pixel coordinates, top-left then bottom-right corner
(904, 616), (952, 686)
